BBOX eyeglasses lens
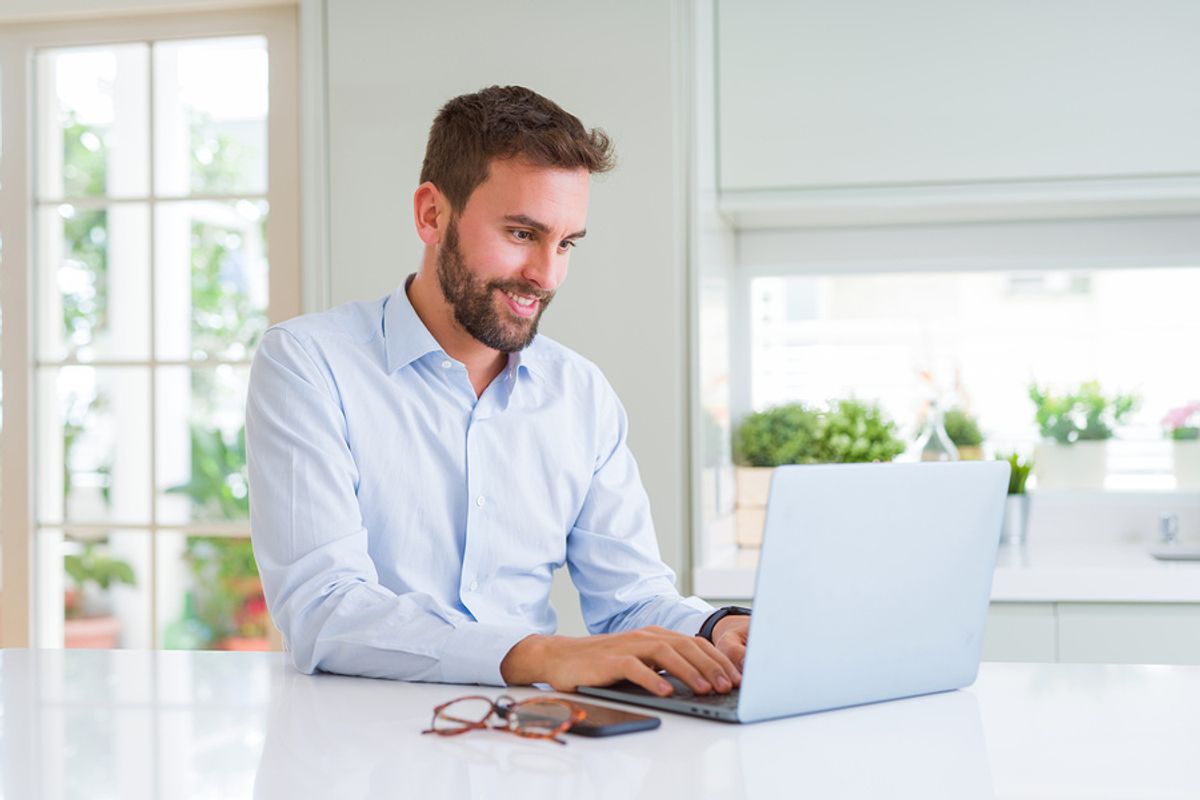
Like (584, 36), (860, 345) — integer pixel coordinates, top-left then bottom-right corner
(433, 697), (495, 732)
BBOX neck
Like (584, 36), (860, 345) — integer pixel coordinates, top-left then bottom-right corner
(406, 268), (507, 396)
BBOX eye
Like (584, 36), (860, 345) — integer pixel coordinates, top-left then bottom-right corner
(559, 240), (577, 251)
(511, 229), (535, 242)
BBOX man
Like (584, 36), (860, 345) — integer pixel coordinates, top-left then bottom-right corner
(247, 85), (748, 698)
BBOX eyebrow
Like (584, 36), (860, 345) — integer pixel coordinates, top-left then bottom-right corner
(504, 214), (587, 240)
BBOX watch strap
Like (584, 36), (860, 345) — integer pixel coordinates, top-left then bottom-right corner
(697, 605), (752, 643)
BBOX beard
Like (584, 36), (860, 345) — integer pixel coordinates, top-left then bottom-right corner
(435, 218), (554, 352)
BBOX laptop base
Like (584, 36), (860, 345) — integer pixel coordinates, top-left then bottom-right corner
(578, 676), (741, 722)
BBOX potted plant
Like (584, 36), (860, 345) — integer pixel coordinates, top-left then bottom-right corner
(182, 536), (271, 651)
(163, 424), (271, 650)
(1163, 402), (1200, 489)
(733, 403), (820, 547)
(1028, 381), (1139, 489)
(63, 541), (136, 648)
(810, 399), (907, 464)
(943, 407), (984, 460)
(732, 400), (905, 546)
(996, 452), (1033, 545)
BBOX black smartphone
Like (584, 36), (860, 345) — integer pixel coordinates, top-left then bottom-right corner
(562, 698), (660, 737)
(497, 698), (661, 737)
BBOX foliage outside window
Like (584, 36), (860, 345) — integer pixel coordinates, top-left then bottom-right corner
(60, 108), (267, 649)
(164, 115), (266, 650)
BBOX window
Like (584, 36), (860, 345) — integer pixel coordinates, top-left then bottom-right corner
(749, 266), (1200, 490)
(0, 9), (298, 648)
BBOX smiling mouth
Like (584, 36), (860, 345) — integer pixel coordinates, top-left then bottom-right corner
(500, 288), (540, 319)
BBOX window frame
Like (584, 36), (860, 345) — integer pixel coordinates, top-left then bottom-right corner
(0, 7), (300, 648)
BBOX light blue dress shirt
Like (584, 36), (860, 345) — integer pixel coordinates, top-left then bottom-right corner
(246, 280), (714, 686)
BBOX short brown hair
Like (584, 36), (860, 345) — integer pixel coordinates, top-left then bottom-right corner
(419, 85), (615, 213)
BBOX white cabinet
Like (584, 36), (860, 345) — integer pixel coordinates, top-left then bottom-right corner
(1057, 603), (1200, 665)
(981, 603), (1057, 663)
(984, 602), (1200, 665)
(695, 600), (1200, 664)
(717, 1), (1200, 194)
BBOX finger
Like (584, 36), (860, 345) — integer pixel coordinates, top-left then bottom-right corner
(685, 637), (741, 690)
(659, 637), (730, 694)
(644, 642), (714, 695)
(719, 642), (747, 678)
(616, 655), (674, 697)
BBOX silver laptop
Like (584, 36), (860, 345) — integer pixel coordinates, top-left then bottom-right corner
(578, 461), (1009, 723)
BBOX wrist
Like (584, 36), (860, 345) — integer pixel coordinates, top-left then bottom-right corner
(500, 633), (554, 685)
(711, 615), (746, 644)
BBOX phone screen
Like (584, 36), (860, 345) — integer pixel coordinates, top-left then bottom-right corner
(499, 697), (660, 737)
(565, 699), (660, 736)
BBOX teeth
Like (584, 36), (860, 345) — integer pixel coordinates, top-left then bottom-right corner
(504, 290), (535, 307)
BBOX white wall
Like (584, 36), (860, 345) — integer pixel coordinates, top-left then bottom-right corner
(321, 1), (696, 625)
(717, 0), (1200, 192)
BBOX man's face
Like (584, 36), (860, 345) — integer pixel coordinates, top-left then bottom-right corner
(435, 158), (590, 352)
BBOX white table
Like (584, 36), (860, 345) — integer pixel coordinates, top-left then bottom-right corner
(3, 648), (1198, 799)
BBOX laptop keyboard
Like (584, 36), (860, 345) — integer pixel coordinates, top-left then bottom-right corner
(611, 675), (741, 709)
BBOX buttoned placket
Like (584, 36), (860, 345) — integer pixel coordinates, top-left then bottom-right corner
(456, 367), (517, 615)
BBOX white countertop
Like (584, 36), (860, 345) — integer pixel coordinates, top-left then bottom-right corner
(3, 648), (1198, 799)
(695, 539), (1200, 602)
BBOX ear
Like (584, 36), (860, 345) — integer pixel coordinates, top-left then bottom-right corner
(413, 181), (449, 246)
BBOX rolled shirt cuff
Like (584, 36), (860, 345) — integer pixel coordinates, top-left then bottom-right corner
(438, 621), (539, 686)
(666, 596), (717, 638)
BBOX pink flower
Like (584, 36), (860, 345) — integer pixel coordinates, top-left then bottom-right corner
(1163, 402), (1200, 431)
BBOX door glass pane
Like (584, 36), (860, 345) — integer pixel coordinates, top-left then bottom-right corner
(158, 533), (267, 651)
(38, 528), (151, 649)
(36, 44), (149, 201)
(154, 200), (269, 361)
(156, 366), (250, 525)
(36, 204), (150, 362)
(38, 367), (151, 525)
(153, 36), (268, 197)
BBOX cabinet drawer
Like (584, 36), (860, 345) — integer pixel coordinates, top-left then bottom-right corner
(982, 603), (1057, 663)
(1057, 604), (1200, 665)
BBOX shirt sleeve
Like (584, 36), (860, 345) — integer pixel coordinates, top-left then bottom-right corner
(565, 377), (715, 637)
(246, 327), (534, 686)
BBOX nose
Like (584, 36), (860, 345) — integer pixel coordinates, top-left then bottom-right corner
(521, 243), (566, 294)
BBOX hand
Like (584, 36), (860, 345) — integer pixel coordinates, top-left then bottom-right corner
(500, 626), (742, 698)
(709, 615), (750, 672)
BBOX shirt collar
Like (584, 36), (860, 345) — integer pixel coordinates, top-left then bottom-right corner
(384, 276), (546, 379)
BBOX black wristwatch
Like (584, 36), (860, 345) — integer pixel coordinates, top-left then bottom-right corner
(697, 606), (752, 643)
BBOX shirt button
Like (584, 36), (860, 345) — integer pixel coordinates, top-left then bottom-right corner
(469, 580), (479, 592)
(441, 359), (452, 369)
(475, 495), (486, 507)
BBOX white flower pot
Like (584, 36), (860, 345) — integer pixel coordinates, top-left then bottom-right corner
(1032, 441), (1108, 490)
(735, 467), (775, 548)
(735, 466), (775, 509)
(999, 494), (1030, 546)
(1173, 441), (1200, 489)
(735, 507), (767, 549)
